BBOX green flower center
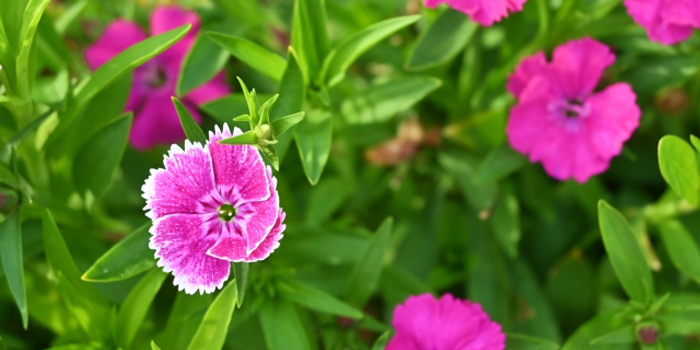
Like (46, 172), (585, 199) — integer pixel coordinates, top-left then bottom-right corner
(218, 204), (236, 222)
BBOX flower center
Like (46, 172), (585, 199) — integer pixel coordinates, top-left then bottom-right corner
(147, 65), (168, 88)
(562, 99), (587, 119)
(218, 204), (236, 222)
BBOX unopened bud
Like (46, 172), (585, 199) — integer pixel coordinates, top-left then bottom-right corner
(0, 185), (20, 215)
(637, 325), (660, 345)
(656, 88), (689, 115)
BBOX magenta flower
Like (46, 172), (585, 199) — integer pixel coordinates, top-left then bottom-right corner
(624, 0), (700, 45)
(506, 38), (640, 183)
(424, 0), (529, 26)
(387, 294), (505, 350)
(85, 6), (230, 150)
(142, 124), (285, 294)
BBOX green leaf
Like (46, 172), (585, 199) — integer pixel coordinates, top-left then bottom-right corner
(36, 13), (72, 70)
(340, 76), (442, 124)
(157, 293), (211, 350)
(406, 9), (478, 71)
(271, 51), (305, 160)
(488, 184), (520, 259)
(151, 341), (162, 350)
(15, 0), (52, 96)
(259, 299), (313, 350)
(0, 209), (27, 328)
(186, 280), (238, 350)
(218, 130), (258, 145)
(72, 113), (132, 197)
(48, 25), (190, 145)
(658, 135), (700, 206)
(439, 152), (498, 211)
(597, 200), (654, 305)
(659, 220), (700, 284)
(200, 93), (272, 124)
(173, 97), (207, 144)
(116, 269), (168, 349)
(233, 262), (248, 307)
(345, 217), (393, 307)
(590, 324), (635, 345)
(295, 111), (332, 185)
(207, 32), (286, 81)
(372, 332), (391, 350)
(271, 112), (305, 137)
(506, 333), (560, 350)
(82, 223), (155, 282)
(259, 145), (280, 170)
(622, 54), (700, 97)
(176, 33), (228, 96)
(323, 15), (420, 87)
(279, 278), (363, 319)
(2, 105), (51, 149)
(475, 144), (527, 183)
(237, 77), (259, 125)
(291, 0), (330, 82)
(562, 309), (633, 350)
(56, 272), (109, 341)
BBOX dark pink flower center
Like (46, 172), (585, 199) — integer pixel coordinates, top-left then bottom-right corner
(218, 204), (236, 222)
(144, 63), (168, 88)
(562, 99), (587, 118)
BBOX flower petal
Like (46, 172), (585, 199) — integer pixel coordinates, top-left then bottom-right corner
(624, 0), (696, 45)
(208, 170), (282, 259)
(150, 214), (230, 295)
(129, 91), (200, 150)
(424, 0), (527, 26)
(507, 52), (548, 98)
(149, 5), (200, 68)
(185, 71), (231, 106)
(207, 124), (271, 204)
(585, 83), (641, 160)
(142, 141), (219, 219)
(549, 37), (615, 98)
(85, 20), (147, 70)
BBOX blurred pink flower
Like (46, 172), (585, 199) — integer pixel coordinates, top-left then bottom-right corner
(506, 38), (640, 183)
(424, 0), (528, 26)
(85, 6), (230, 150)
(387, 294), (505, 350)
(624, 0), (700, 45)
(142, 124), (285, 294)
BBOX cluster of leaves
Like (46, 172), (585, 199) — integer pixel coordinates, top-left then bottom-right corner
(3, 0), (700, 349)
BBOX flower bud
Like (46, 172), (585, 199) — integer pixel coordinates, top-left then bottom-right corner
(0, 184), (20, 215)
(636, 323), (660, 345)
(656, 88), (689, 115)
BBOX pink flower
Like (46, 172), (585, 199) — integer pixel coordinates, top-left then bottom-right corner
(624, 0), (700, 45)
(387, 294), (505, 350)
(506, 38), (640, 183)
(85, 6), (230, 150)
(142, 124), (285, 294)
(424, 0), (528, 26)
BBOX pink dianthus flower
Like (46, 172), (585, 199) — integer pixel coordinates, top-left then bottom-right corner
(424, 0), (528, 26)
(506, 38), (640, 183)
(142, 124), (285, 294)
(387, 294), (505, 350)
(85, 6), (230, 150)
(624, 0), (700, 45)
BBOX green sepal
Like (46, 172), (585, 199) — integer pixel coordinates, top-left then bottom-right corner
(271, 112), (305, 138)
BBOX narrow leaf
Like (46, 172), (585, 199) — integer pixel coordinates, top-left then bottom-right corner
(176, 33), (228, 96)
(341, 76), (441, 124)
(506, 333), (561, 350)
(659, 220), (700, 284)
(291, 0), (330, 82)
(324, 15), (420, 87)
(218, 131), (258, 145)
(3, 109), (52, 148)
(475, 144), (527, 183)
(117, 269), (168, 349)
(186, 280), (238, 350)
(406, 9), (478, 71)
(271, 50), (305, 160)
(295, 111), (332, 185)
(173, 97), (207, 144)
(208, 32), (286, 81)
(0, 209), (27, 328)
(345, 217), (393, 307)
(658, 135), (700, 205)
(82, 223), (155, 282)
(233, 262), (248, 307)
(372, 332), (391, 350)
(271, 112), (305, 137)
(259, 299), (312, 350)
(151, 341), (162, 350)
(597, 200), (654, 305)
(72, 113), (132, 197)
(279, 278), (363, 319)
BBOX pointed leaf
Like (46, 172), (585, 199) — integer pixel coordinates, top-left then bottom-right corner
(176, 33), (228, 96)
(56, 272), (109, 341)
(151, 341), (162, 350)
(506, 333), (561, 350)
(232, 114), (251, 122)
(158, 293), (211, 350)
(233, 262), (248, 307)
(658, 135), (700, 205)
(406, 9), (478, 71)
(341, 76), (441, 124)
(271, 112), (305, 137)
(117, 269), (168, 349)
(345, 217), (393, 307)
(291, 0), (330, 82)
(597, 200), (654, 305)
(0, 209), (27, 328)
(259, 145), (280, 171)
(475, 144), (527, 183)
(659, 220), (700, 284)
(218, 130), (258, 145)
(208, 32), (286, 81)
(295, 111), (332, 185)
(271, 50), (305, 160)
(372, 332), (391, 350)
(259, 299), (312, 350)
(3, 109), (52, 148)
(323, 15), (420, 87)
(279, 278), (363, 319)
(236, 77), (258, 125)
(82, 223), (155, 282)
(72, 113), (132, 197)
(186, 280), (238, 350)
(173, 97), (207, 144)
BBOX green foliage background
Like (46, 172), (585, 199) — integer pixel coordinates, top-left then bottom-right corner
(2, 0), (700, 349)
